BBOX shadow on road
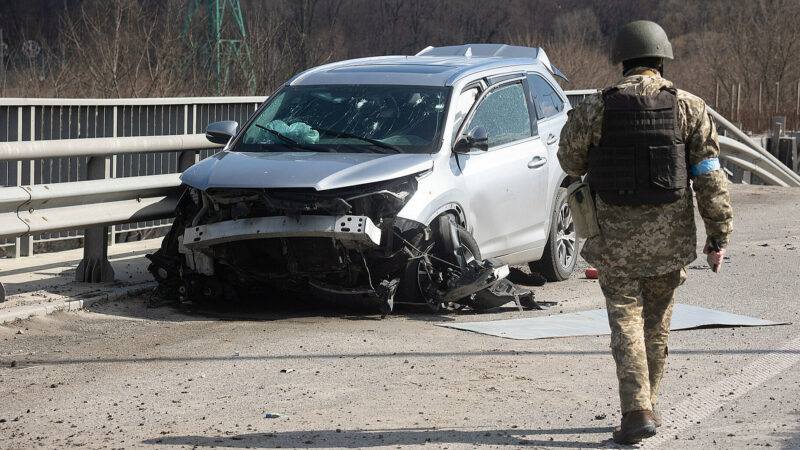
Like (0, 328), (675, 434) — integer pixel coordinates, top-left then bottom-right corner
(84, 286), (538, 324)
(142, 426), (618, 448)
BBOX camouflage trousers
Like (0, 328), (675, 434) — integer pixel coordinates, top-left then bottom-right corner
(599, 268), (687, 413)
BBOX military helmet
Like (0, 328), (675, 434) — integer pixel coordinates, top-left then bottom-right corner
(612, 20), (673, 64)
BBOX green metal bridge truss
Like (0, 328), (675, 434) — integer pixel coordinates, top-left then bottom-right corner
(184, 0), (257, 95)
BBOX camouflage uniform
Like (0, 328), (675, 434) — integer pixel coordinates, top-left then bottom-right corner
(557, 69), (734, 413)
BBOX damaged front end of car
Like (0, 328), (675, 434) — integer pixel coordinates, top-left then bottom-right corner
(147, 173), (537, 316)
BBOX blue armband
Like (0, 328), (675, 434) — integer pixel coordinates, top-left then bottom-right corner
(690, 158), (720, 176)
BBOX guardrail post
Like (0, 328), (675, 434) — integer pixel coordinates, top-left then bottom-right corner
(13, 107), (33, 258)
(75, 155), (115, 283)
(178, 150), (198, 172)
(180, 104), (199, 172)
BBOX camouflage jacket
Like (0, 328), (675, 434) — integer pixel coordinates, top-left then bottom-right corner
(557, 70), (733, 278)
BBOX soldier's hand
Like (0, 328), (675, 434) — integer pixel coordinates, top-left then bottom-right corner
(703, 241), (726, 274)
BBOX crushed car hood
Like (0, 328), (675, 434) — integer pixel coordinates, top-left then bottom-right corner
(181, 151), (434, 191)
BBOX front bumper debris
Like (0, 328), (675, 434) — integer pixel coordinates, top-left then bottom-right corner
(183, 215), (382, 249)
(437, 258), (510, 303)
(147, 185), (557, 316)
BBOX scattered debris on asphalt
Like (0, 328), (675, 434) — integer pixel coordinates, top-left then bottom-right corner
(506, 267), (547, 286)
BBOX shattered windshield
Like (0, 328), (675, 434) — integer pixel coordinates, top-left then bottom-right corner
(234, 85), (449, 154)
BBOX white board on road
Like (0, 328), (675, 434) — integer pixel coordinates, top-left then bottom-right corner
(437, 303), (788, 340)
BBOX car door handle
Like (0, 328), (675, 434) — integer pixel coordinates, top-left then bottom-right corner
(546, 134), (558, 145)
(528, 156), (547, 169)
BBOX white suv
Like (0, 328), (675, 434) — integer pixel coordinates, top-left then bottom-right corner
(148, 44), (576, 315)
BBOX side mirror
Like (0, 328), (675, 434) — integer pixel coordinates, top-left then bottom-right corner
(454, 126), (489, 153)
(205, 120), (238, 145)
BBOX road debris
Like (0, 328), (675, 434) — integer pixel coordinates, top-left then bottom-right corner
(280, 368), (295, 374)
(265, 413), (287, 419)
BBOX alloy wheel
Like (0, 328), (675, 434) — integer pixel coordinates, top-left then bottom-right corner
(555, 202), (577, 270)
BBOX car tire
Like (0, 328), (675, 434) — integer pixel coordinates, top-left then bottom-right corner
(397, 215), (481, 310)
(529, 187), (578, 281)
(438, 215), (482, 263)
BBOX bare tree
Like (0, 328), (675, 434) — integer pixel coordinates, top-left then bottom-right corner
(0, 0), (797, 130)
(59, 0), (193, 98)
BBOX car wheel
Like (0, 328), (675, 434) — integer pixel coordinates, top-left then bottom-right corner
(529, 187), (577, 281)
(397, 215), (481, 311)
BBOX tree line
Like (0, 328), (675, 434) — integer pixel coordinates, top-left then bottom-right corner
(1, 0), (798, 131)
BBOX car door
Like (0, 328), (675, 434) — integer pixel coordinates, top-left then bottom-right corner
(527, 72), (569, 211)
(455, 78), (550, 259)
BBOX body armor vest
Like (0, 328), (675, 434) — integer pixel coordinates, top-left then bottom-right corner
(587, 87), (687, 206)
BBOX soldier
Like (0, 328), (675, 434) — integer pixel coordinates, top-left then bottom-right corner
(557, 20), (733, 444)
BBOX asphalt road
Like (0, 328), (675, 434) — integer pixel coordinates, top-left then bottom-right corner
(1, 183), (799, 449)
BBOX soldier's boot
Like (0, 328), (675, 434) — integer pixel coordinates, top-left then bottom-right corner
(612, 410), (657, 444)
(652, 408), (662, 427)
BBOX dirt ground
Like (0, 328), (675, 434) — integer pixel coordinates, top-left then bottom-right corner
(1, 183), (799, 449)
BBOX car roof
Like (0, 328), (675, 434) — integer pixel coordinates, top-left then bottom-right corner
(287, 44), (567, 87)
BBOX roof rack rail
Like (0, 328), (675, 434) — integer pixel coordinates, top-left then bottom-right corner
(416, 44), (568, 81)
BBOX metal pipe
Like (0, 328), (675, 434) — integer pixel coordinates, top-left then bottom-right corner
(17, 173), (180, 201)
(0, 96), (266, 107)
(0, 134), (223, 161)
(0, 174), (182, 240)
(718, 135), (799, 186)
(720, 154), (787, 187)
(709, 107), (800, 186)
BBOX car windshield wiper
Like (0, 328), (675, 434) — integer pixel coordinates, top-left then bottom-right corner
(314, 127), (403, 154)
(254, 124), (331, 152)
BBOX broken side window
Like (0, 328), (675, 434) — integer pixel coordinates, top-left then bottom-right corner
(464, 83), (532, 148)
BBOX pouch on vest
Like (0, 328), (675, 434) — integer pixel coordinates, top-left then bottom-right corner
(650, 144), (687, 189)
(567, 181), (600, 239)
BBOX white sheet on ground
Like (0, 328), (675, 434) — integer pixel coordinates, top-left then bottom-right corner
(436, 304), (788, 340)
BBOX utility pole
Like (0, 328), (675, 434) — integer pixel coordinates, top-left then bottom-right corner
(736, 83), (741, 123)
(794, 81), (800, 131)
(758, 83), (763, 132)
(184, 0), (257, 95)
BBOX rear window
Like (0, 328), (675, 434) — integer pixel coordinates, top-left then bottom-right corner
(528, 74), (564, 120)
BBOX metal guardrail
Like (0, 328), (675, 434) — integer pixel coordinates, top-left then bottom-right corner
(1, 93), (798, 302)
(0, 131), (222, 288)
(0, 174), (182, 238)
(0, 96), (264, 262)
(708, 108), (800, 187)
(0, 96), (263, 302)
